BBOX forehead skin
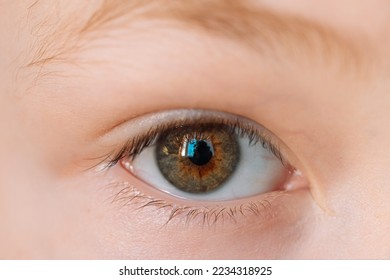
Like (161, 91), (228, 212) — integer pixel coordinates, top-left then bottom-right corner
(1, 0), (387, 91)
(0, 0), (390, 259)
(1, 0), (389, 81)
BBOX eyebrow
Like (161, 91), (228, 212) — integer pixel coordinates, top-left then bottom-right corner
(28, 0), (368, 74)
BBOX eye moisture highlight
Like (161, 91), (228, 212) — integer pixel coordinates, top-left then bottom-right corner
(99, 110), (306, 204)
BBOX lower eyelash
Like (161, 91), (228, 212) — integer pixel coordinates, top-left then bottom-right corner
(107, 181), (286, 227)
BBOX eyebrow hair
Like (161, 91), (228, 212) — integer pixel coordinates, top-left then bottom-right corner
(27, 0), (368, 75)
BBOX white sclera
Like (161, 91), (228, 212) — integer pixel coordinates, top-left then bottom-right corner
(128, 136), (286, 201)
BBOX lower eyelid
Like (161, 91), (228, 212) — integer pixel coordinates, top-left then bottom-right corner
(107, 165), (308, 227)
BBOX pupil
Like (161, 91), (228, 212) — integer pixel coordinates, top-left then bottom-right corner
(188, 140), (213, 166)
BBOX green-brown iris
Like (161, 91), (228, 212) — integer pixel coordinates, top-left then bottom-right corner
(156, 124), (240, 193)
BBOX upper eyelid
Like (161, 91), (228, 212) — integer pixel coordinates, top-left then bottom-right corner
(94, 109), (290, 165)
(96, 109), (265, 143)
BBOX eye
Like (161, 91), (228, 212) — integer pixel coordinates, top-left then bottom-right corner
(115, 110), (297, 202)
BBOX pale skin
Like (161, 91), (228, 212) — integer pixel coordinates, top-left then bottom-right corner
(0, 0), (389, 259)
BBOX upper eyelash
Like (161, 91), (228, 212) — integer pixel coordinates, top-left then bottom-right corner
(101, 117), (287, 169)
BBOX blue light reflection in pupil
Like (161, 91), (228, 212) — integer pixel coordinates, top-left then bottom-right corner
(185, 138), (214, 166)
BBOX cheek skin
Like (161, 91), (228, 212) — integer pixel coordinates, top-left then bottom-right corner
(73, 168), (317, 259)
(0, 155), (316, 259)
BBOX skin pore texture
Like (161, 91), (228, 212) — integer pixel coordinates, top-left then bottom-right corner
(1, 0), (390, 259)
